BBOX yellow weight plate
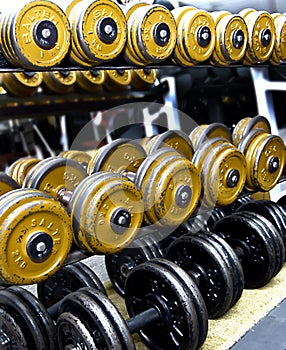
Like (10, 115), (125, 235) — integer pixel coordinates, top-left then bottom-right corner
(211, 11), (232, 23)
(135, 149), (201, 227)
(1, 11), (19, 66)
(104, 70), (132, 91)
(2, 72), (42, 97)
(43, 71), (76, 94)
(17, 158), (41, 187)
(131, 69), (157, 90)
(146, 130), (194, 160)
(176, 8), (216, 65)
(72, 0), (127, 63)
(192, 137), (229, 173)
(87, 138), (146, 175)
(202, 146), (247, 207)
(192, 123), (232, 150)
(76, 69), (106, 92)
(232, 117), (252, 147)
(0, 173), (19, 196)
(246, 133), (285, 191)
(71, 173), (144, 254)
(136, 5), (177, 63)
(213, 14), (248, 64)
(11, 1), (71, 69)
(271, 14), (286, 64)
(241, 10), (275, 64)
(60, 150), (91, 168)
(0, 190), (73, 285)
(6, 158), (26, 179)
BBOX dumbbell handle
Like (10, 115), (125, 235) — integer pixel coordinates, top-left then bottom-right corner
(47, 296), (161, 335)
(57, 188), (72, 205)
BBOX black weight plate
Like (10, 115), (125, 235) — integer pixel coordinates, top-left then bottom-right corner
(8, 286), (56, 350)
(105, 239), (155, 297)
(57, 290), (124, 349)
(193, 231), (244, 309)
(0, 306), (27, 349)
(166, 234), (234, 318)
(213, 212), (277, 288)
(125, 260), (200, 350)
(236, 211), (285, 279)
(237, 200), (286, 254)
(79, 287), (135, 349)
(75, 262), (106, 295)
(277, 195), (286, 208)
(37, 262), (105, 308)
(152, 258), (208, 349)
(0, 289), (47, 349)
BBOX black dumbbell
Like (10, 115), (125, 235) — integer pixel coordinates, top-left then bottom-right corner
(56, 259), (208, 350)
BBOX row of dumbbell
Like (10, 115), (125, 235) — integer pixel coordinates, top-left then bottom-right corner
(0, 115), (284, 285)
(0, 68), (157, 97)
(2, 195), (284, 350)
(1, 0), (286, 69)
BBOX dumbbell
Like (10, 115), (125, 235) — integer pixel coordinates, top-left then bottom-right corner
(104, 69), (132, 92)
(271, 13), (286, 65)
(239, 8), (275, 64)
(56, 259), (208, 350)
(2, 72), (43, 97)
(207, 210), (285, 288)
(124, 2), (177, 65)
(76, 69), (106, 93)
(130, 68), (157, 90)
(42, 71), (76, 94)
(0, 0), (71, 69)
(171, 6), (216, 66)
(59, 150), (91, 169)
(22, 156), (144, 254)
(191, 136), (247, 206)
(106, 227), (244, 319)
(66, 0), (127, 66)
(87, 138), (201, 227)
(0, 173), (73, 285)
(209, 11), (248, 66)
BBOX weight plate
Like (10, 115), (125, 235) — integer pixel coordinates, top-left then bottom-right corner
(57, 289), (127, 349)
(193, 122), (232, 150)
(135, 149), (201, 227)
(0, 306), (27, 349)
(105, 238), (160, 297)
(193, 231), (244, 309)
(214, 14), (248, 64)
(202, 146), (247, 206)
(131, 68), (157, 90)
(0, 289), (47, 349)
(2, 72), (42, 97)
(166, 234), (234, 318)
(232, 117), (252, 146)
(133, 5), (177, 63)
(153, 258), (208, 349)
(104, 70), (132, 91)
(237, 128), (266, 155)
(76, 69), (106, 92)
(43, 71), (76, 94)
(0, 189), (73, 285)
(271, 14), (286, 64)
(26, 157), (87, 198)
(241, 10), (275, 64)
(88, 138), (146, 175)
(237, 211), (285, 279)
(245, 133), (284, 191)
(60, 150), (91, 169)
(8, 286), (56, 350)
(37, 262), (106, 308)
(71, 0), (127, 63)
(174, 7), (215, 65)
(213, 212), (277, 288)
(0, 173), (19, 196)
(146, 130), (194, 160)
(10, 1), (71, 69)
(69, 172), (143, 254)
(16, 158), (41, 186)
(79, 287), (136, 349)
(125, 260), (200, 350)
